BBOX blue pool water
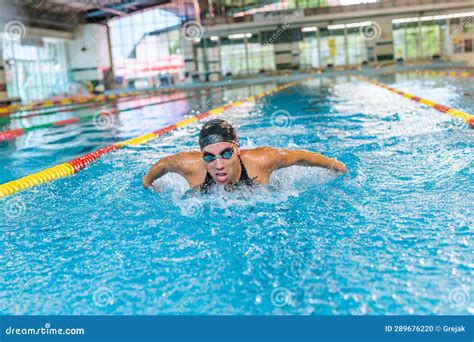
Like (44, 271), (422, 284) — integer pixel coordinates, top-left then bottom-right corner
(1, 75), (472, 315)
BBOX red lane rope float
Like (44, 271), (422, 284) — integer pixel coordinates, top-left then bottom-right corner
(0, 81), (238, 117)
(0, 85), (192, 117)
(0, 91), (143, 117)
(1, 91), (159, 122)
(393, 69), (474, 78)
(0, 92), (199, 142)
(0, 79), (306, 198)
(357, 76), (474, 129)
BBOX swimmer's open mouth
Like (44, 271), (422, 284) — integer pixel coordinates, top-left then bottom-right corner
(215, 172), (228, 183)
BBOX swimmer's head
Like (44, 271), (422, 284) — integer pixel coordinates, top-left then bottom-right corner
(199, 119), (238, 149)
(199, 119), (240, 185)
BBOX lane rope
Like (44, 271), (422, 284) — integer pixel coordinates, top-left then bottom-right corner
(357, 75), (474, 128)
(0, 80), (306, 199)
(0, 85), (202, 117)
(390, 69), (474, 78)
(0, 92), (198, 142)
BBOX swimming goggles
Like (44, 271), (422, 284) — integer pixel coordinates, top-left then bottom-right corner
(202, 148), (234, 163)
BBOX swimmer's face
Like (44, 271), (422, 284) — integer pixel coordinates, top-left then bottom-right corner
(201, 142), (239, 185)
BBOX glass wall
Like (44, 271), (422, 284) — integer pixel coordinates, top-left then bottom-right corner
(199, 36), (275, 76)
(109, 8), (182, 84)
(2, 37), (69, 102)
(393, 19), (451, 59)
(299, 31), (319, 68)
(347, 28), (368, 64)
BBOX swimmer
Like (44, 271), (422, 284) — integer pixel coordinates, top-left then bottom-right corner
(142, 119), (347, 192)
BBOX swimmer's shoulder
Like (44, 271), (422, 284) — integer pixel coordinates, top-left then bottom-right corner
(240, 146), (279, 163)
(240, 147), (280, 174)
(169, 151), (206, 177)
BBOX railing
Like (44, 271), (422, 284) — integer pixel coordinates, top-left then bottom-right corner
(202, 0), (473, 26)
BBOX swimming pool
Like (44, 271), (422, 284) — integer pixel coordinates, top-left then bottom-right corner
(1, 74), (472, 315)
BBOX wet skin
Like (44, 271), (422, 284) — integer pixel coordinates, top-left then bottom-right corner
(142, 142), (347, 191)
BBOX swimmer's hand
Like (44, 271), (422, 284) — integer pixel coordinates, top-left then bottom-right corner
(330, 160), (347, 174)
(142, 176), (160, 192)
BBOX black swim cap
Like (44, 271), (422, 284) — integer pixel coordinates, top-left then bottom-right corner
(199, 119), (238, 149)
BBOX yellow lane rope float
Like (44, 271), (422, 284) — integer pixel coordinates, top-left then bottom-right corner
(357, 76), (474, 128)
(388, 69), (474, 78)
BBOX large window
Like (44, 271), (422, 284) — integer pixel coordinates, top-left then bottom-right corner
(392, 19), (458, 60)
(109, 8), (182, 82)
(319, 29), (347, 66)
(220, 39), (248, 75)
(2, 37), (69, 102)
(347, 28), (368, 65)
(299, 32), (319, 68)
(217, 37), (275, 76)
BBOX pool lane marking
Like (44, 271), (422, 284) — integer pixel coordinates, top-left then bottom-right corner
(0, 79), (306, 199)
(0, 90), (148, 117)
(0, 84), (200, 117)
(390, 69), (474, 78)
(0, 79), (251, 117)
(0, 93), (201, 142)
(357, 76), (474, 128)
(0, 91), (162, 123)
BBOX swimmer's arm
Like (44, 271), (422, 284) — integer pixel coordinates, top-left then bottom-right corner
(142, 152), (202, 189)
(265, 148), (347, 174)
(142, 155), (175, 189)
